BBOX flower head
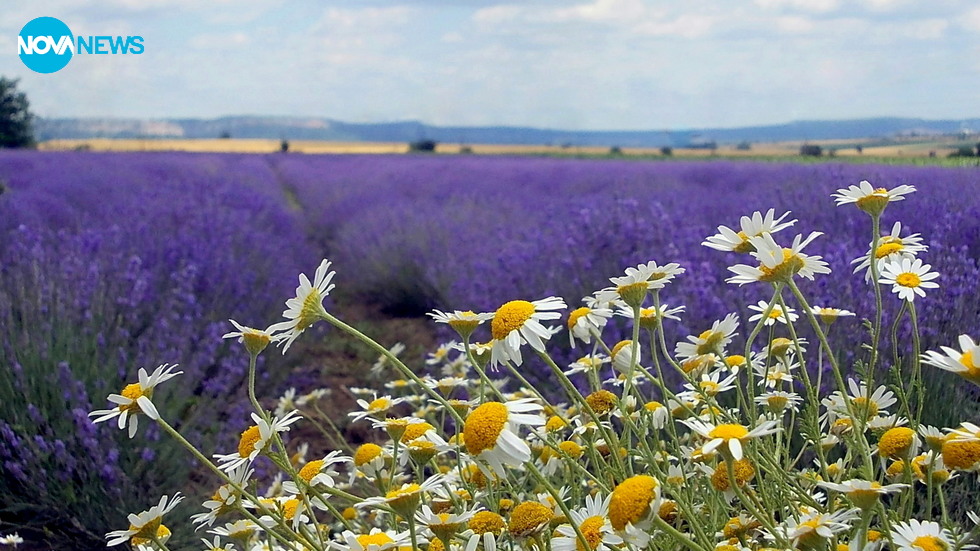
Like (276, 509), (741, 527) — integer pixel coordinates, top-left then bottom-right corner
(106, 494), (184, 547)
(833, 180), (915, 215)
(681, 419), (781, 460)
(464, 399), (544, 474)
(595, 261), (685, 307)
(891, 519), (955, 551)
(223, 320), (274, 356)
(428, 309), (493, 339)
(268, 259), (335, 353)
(727, 232), (830, 285)
(702, 209), (797, 253)
(811, 306), (856, 325)
(552, 493), (623, 551)
(748, 300), (798, 326)
(566, 306), (613, 348)
(214, 411), (302, 472)
(488, 297), (565, 368)
(879, 258), (939, 302)
(89, 364), (182, 438)
(608, 475), (661, 546)
(922, 335), (980, 386)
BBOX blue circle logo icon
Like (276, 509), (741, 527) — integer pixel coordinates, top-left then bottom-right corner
(18, 17), (74, 74)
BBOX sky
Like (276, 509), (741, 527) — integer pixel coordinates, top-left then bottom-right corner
(2, 0), (979, 130)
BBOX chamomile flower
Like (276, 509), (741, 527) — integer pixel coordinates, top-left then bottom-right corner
(608, 475), (662, 546)
(552, 493), (623, 551)
(566, 305), (613, 348)
(267, 259), (335, 353)
(0, 534), (23, 547)
(755, 390), (803, 415)
(223, 320), (275, 356)
(702, 209), (797, 253)
(371, 342), (406, 375)
(851, 222), (927, 281)
(609, 340), (641, 373)
(727, 232), (830, 285)
(675, 313), (739, 360)
(463, 399), (544, 475)
(416, 505), (480, 546)
(811, 306), (856, 325)
(463, 511), (507, 551)
(357, 475), (447, 517)
(191, 465), (253, 527)
(488, 297), (566, 368)
(890, 519), (955, 551)
(328, 529), (411, 551)
(283, 450), (351, 494)
(89, 363), (182, 438)
(879, 258), (939, 302)
(106, 494), (184, 547)
(681, 419), (781, 460)
(617, 303), (686, 331)
(683, 370), (739, 399)
(922, 335), (980, 386)
(748, 300), (798, 326)
(595, 261), (685, 307)
(201, 536), (236, 551)
(832, 180), (915, 215)
(776, 508), (860, 548)
(823, 379), (896, 422)
(817, 479), (908, 510)
(214, 411), (302, 472)
(565, 354), (611, 376)
(349, 395), (407, 423)
(428, 309), (493, 339)
(208, 520), (259, 542)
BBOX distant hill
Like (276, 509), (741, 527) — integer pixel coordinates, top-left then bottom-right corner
(34, 116), (980, 148)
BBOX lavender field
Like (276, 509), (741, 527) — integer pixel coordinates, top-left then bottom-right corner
(1, 151), (979, 546)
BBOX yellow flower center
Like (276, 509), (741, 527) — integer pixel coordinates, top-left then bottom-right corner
(586, 390), (618, 415)
(644, 401), (664, 412)
(616, 281), (649, 306)
(768, 307), (784, 320)
(342, 507), (358, 520)
(298, 460), (324, 483)
(696, 329), (724, 354)
(856, 188), (892, 214)
(118, 383), (147, 413)
(464, 402), (509, 456)
(130, 522), (168, 546)
(734, 231), (755, 253)
(609, 475), (659, 531)
(367, 397), (391, 412)
(282, 498), (300, 520)
(610, 340), (631, 360)
(356, 533), (395, 548)
(699, 381), (721, 396)
(545, 415), (568, 432)
(896, 272), (922, 288)
(491, 300), (535, 340)
(508, 502), (552, 537)
(448, 311), (481, 333)
(911, 536), (947, 551)
(708, 424), (749, 440)
(354, 443), (383, 466)
(401, 422), (434, 443)
(469, 511), (505, 535)
(960, 350), (975, 369)
(942, 439), (980, 470)
(386, 483), (422, 500)
(875, 242), (904, 258)
(297, 290), (324, 331)
(576, 515), (606, 551)
(725, 355), (746, 368)
(851, 397), (879, 419)
(567, 307), (591, 331)
(559, 440), (583, 458)
(878, 427), (915, 458)
(710, 459), (755, 492)
(758, 248), (805, 283)
(237, 425), (262, 458)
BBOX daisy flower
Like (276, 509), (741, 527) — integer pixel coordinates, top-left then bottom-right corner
(811, 306), (856, 325)
(267, 259), (336, 353)
(105, 494), (184, 547)
(609, 340), (641, 374)
(594, 261), (685, 307)
(823, 379), (896, 422)
(566, 305), (613, 348)
(349, 394), (407, 423)
(371, 342), (406, 375)
(415, 504), (480, 546)
(681, 419), (781, 460)
(617, 303), (685, 332)
(921, 335), (980, 386)
(851, 221), (928, 280)
(748, 300), (798, 326)
(89, 363), (182, 438)
(879, 258), (939, 302)
(463, 511), (507, 551)
(642, 400), (670, 429)
(776, 508), (860, 548)
(357, 474), (447, 517)
(727, 232), (830, 285)
(552, 493), (623, 551)
(755, 390), (803, 415)
(191, 465), (253, 527)
(0, 534), (23, 547)
(832, 180), (916, 215)
(428, 309), (493, 339)
(488, 297), (565, 368)
(222, 320), (275, 356)
(463, 399), (544, 475)
(328, 529), (411, 551)
(214, 411), (302, 472)
(283, 450), (352, 494)
(675, 313), (739, 360)
(891, 519), (955, 551)
(565, 354), (611, 376)
(507, 501), (553, 539)
(201, 536), (236, 551)
(683, 370), (739, 399)
(818, 479), (907, 510)
(608, 475), (662, 547)
(208, 520), (259, 542)
(702, 209), (797, 253)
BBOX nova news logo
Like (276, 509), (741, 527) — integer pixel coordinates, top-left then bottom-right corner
(18, 16), (144, 74)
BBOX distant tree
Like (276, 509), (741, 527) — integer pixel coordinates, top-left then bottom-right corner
(409, 139), (437, 152)
(799, 144), (822, 157)
(975, 142), (980, 157)
(458, 145), (473, 154)
(279, 139), (290, 153)
(948, 146), (975, 158)
(660, 146), (673, 156)
(855, 145), (863, 154)
(219, 130), (231, 139)
(0, 77), (35, 149)
(735, 141), (752, 151)
(609, 145), (623, 156)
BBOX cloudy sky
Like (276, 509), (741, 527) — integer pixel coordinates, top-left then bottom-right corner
(2, 0), (978, 130)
